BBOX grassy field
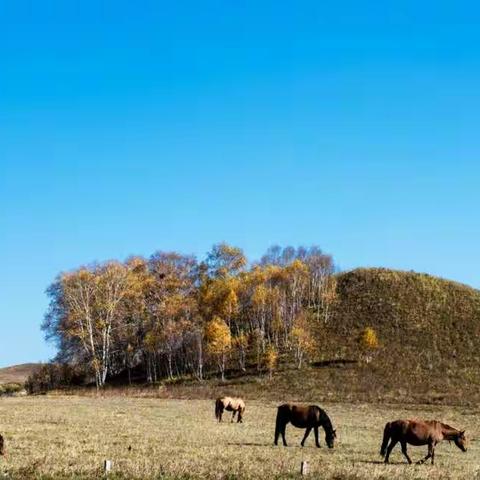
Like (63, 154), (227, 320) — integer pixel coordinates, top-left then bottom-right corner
(0, 396), (479, 479)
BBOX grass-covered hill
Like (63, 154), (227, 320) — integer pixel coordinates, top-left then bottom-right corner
(20, 268), (480, 406)
(0, 363), (40, 384)
(312, 268), (480, 404)
(157, 268), (480, 406)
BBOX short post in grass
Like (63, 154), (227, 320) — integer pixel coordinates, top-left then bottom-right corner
(104, 460), (113, 474)
(300, 460), (309, 475)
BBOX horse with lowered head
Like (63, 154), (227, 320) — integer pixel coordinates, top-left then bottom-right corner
(380, 419), (467, 465)
(215, 397), (245, 423)
(274, 404), (336, 448)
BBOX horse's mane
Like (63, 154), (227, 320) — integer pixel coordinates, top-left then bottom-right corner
(440, 422), (460, 433)
(314, 406), (334, 435)
(421, 420), (462, 438)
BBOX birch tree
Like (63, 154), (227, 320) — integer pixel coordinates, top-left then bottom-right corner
(43, 262), (134, 389)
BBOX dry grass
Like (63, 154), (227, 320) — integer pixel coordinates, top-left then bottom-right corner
(1, 396), (480, 479)
(0, 364), (40, 385)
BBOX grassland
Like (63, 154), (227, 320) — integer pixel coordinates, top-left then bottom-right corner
(0, 396), (479, 479)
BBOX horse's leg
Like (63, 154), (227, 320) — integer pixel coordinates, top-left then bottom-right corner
(301, 427), (312, 447)
(237, 409), (243, 423)
(431, 444), (435, 465)
(417, 442), (433, 465)
(231, 411), (236, 423)
(384, 438), (398, 463)
(219, 407), (223, 422)
(274, 416), (283, 445)
(314, 426), (321, 448)
(400, 441), (412, 464)
(281, 423), (288, 446)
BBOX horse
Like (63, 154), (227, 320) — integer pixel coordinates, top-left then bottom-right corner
(215, 397), (246, 423)
(274, 403), (336, 448)
(380, 419), (467, 465)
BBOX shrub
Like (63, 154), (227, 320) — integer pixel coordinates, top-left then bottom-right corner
(0, 383), (23, 396)
(25, 363), (85, 394)
(360, 327), (379, 350)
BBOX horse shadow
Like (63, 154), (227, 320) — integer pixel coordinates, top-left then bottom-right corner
(227, 442), (324, 448)
(226, 442), (271, 447)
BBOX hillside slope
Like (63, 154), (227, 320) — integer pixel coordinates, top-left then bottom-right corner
(0, 363), (40, 384)
(150, 268), (479, 404)
(307, 268), (480, 404)
(21, 269), (480, 406)
(99, 268), (480, 406)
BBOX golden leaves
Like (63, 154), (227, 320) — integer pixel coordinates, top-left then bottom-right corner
(359, 327), (379, 350)
(205, 316), (232, 356)
(263, 344), (278, 376)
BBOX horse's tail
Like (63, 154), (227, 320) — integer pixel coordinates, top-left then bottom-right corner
(215, 398), (222, 421)
(380, 422), (391, 457)
(274, 407), (281, 443)
(274, 405), (287, 444)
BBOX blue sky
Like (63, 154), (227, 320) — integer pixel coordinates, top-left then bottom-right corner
(1, 1), (479, 367)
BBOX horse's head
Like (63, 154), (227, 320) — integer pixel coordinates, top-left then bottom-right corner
(454, 431), (467, 452)
(326, 429), (337, 449)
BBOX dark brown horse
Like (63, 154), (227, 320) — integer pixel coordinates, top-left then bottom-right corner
(380, 419), (467, 465)
(215, 397), (245, 423)
(274, 404), (336, 448)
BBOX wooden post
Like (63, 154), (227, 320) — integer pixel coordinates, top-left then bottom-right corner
(300, 460), (309, 475)
(104, 460), (113, 474)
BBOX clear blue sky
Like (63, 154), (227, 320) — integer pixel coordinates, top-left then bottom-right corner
(1, 1), (479, 367)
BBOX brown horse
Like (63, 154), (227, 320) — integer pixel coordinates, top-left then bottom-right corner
(215, 397), (245, 423)
(380, 419), (467, 465)
(274, 404), (336, 448)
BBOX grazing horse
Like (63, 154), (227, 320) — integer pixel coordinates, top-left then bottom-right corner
(215, 397), (245, 423)
(380, 419), (467, 465)
(274, 404), (336, 448)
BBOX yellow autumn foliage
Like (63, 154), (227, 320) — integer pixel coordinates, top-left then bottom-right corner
(263, 344), (278, 378)
(290, 316), (316, 356)
(205, 316), (232, 356)
(360, 326), (379, 350)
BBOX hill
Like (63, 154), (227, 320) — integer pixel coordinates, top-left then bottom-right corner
(293, 267), (480, 405)
(25, 268), (480, 406)
(0, 363), (41, 384)
(143, 268), (480, 406)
